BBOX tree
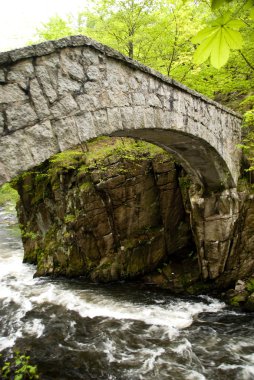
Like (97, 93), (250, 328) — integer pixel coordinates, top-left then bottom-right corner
(35, 15), (74, 42)
(34, 0), (253, 102)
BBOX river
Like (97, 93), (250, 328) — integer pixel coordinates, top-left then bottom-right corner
(0, 206), (254, 380)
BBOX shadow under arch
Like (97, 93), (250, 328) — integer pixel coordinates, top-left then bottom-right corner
(111, 128), (235, 193)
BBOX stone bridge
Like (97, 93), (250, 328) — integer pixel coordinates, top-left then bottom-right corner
(0, 35), (242, 191)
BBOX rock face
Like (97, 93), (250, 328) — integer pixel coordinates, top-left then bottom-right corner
(14, 138), (196, 285)
(14, 137), (254, 295)
(189, 189), (254, 288)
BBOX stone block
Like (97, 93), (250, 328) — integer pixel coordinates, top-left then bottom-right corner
(82, 48), (99, 65)
(61, 53), (84, 81)
(58, 73), (82, 96)
(144, 107), (155, 129)
(53, 37), (73, 49)
(132, 92), (146, 106)
(92, 109), (109, 135)
(52, 117), (81, 151)
(76, 94), (100, 112)
(83, 81), (102, 96)
(133, 106), (145, 129)
(7, 61), (34, 83)
(128, 77), (139, 90)
(86, 66), (101, 81)
(24, 121), (59, 165)
(0, 52), (10, 65)
(50, 94), (78, 119)
(36, 53), (60, 69)
(35, 66), (58, 103)
(30, 78), (50, 119)
(108, 90), (130, 107)
(0, 84), (27, 104)
(6, 103), (38, 131)
(120, 107), (134, 130)
(107, 107), (123, 131)
(0, 130), (36, 177)
(75, 113), (96, 142)
(146, 94), (162, 108)
(34, 41), (55, 56)
(9, 46), (35, 62)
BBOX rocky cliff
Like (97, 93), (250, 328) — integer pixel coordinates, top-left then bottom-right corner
(13, 137), (254, 303)
(14, 137), (198, 289)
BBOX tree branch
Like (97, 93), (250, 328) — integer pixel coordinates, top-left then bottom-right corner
(239, 50), (254, 71)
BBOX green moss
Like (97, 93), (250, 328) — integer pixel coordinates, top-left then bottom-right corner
(178, 175), (192, 190)
(79, 181), (93, 192)
(229, 293), (248, 306)
(64, 214), (76, 223)
(246, 278), (254, 292)
(21, 231), (38, 240)
(237, 177), (250, 192)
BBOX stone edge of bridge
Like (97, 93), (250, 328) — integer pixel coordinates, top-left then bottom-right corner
(0, 35), (242, 120)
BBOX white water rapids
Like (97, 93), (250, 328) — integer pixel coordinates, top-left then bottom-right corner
(1, 206), (254, 380)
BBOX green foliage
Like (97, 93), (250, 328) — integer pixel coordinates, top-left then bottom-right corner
(211, 0), (234, 10)
(0, 352), (40, 380)
(0, 183), (19, 207)
(79, 181), (93, 192)
(64, 214), (76, 224)
(35, 15), (74, 41)
(21, 230), (38, 240)
(246, 278), (254, 292)
(237, 95), (254, 173)
(33, 0), (253, 101)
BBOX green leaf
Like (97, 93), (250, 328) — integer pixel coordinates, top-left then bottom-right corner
(14, 375), (23, 380)
(193, 30), (220, 64)
(191, 27), (217, 44)
(223, 28), (243, 49)
(211, 14), (231, 26)
(192, 15), (246, 68)
(226, 19), (245, 29)
(250, 8), (254, 19)
(210, 29), (230, 68)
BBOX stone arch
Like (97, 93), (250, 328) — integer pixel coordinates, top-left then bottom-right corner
(0, 36), (242, 190)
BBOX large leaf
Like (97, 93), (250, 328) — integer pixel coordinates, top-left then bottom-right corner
(191, 27), (218, 44)
(192, 16), (245, 68)
(193, 30), (220, 64)
(226, 19), (245, 29)
(210, 30), (230, 68)
(223, 28), (243, 49)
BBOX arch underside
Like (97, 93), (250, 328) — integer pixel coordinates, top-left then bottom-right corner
(112, 129), (235, 192)
(0, 126), (235, 192)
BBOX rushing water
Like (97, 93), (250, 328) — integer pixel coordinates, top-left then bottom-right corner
(1, 207), (254, 380)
